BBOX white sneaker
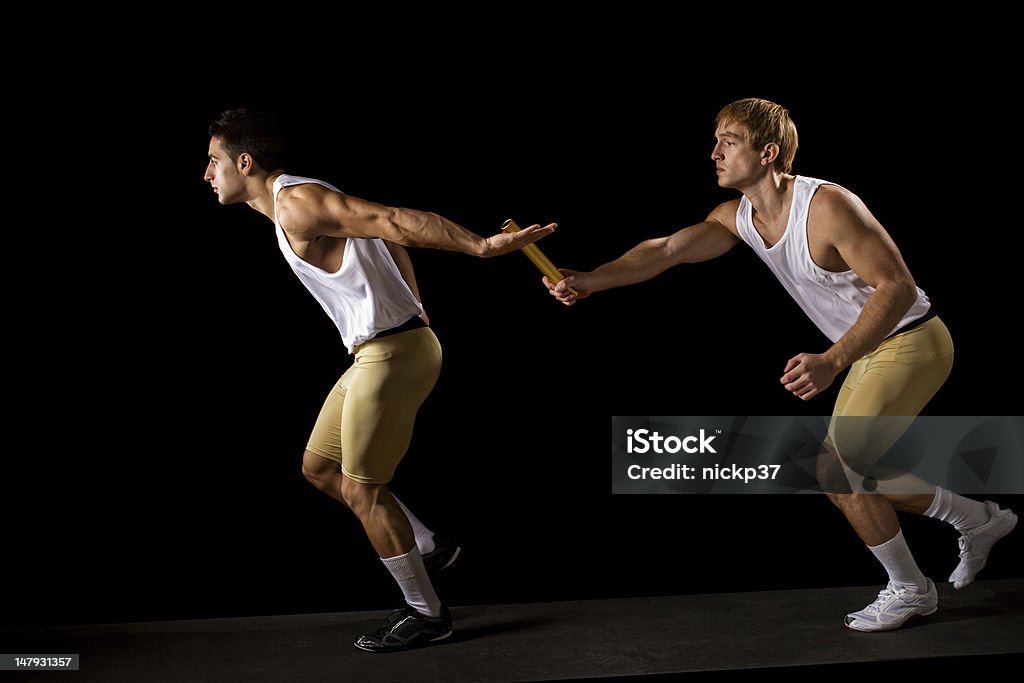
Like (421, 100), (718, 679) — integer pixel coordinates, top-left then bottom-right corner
(949, 501), (1018, 590)
(845, 579), (938, 632)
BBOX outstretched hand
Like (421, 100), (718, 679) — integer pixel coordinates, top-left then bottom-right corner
(780, 352), (841, 400)
(543, 269), (593, 306)
(482, 223), (557, 258)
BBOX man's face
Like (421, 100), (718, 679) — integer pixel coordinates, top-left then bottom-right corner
(204, 137), (246, 204)
(711, 123), (762, 189)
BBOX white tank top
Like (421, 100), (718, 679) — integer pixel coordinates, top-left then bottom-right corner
(735, 176), (930, 343)
(272, 174), (423, 353)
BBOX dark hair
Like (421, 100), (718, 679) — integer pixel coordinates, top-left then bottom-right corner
(208, 109), (285, 171)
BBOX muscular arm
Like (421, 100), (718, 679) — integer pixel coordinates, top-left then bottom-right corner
(277, 184), (553, 257)
(780, 187), (919, 399)
(547, 201), (740, 303)
(589, 219), (739, 291)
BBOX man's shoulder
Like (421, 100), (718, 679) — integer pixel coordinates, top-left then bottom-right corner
(277, 173), (339, 190)
(277, 183), (334, 235)
(277, 175), (344, 204)
(709, 197), (742, 217)
(811, 182), (850, 200)
(806, 181), (878, 242)
(278, 181), (344, 214)
(279, 180), (333, 197)
(808, 182), (864, 217)
(707, 198), (742, 232)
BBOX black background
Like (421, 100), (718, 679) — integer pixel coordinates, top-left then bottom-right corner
(5, 46), (1021, 627)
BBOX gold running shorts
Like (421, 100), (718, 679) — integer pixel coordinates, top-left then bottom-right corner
(826, 316), (954, 493)
(306, 326), (442, 484)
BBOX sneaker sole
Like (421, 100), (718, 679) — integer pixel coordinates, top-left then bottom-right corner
(844, 606), (937, 633)
(352, 628), (453, 653)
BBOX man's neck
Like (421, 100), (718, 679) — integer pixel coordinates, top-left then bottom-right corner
(744, 172), (793, 221)
(246, 172), (285, 222)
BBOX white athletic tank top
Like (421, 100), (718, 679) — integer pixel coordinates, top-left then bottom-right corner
(272, 174), (423, 353)
(735, 176), (930, 343)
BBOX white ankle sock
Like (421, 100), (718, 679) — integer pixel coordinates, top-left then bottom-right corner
(923, 486), (991, 532)
(394, 496), (436, 555)
(868, 529), (928, 593)
(380, 547), (442, 618)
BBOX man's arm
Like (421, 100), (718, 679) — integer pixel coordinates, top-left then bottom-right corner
(780, 186), (919, 400)
(545, 201), (741, 305)
(277, 183), (554, 257)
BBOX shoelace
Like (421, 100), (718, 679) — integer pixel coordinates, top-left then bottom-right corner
(372, 607), (416, 636)
(863, 587), (898, 615)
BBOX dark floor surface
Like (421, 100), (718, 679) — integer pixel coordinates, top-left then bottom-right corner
(3, 579), (1022, 681)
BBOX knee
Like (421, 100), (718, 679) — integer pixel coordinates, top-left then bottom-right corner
(816, 442), (853, 497)
(301, 450), (337, 493)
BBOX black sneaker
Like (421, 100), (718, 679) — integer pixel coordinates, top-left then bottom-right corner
(422, 535), (461, 579)
(353, 605), (453, 652)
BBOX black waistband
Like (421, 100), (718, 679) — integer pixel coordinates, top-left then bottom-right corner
(886, 307), (936, 339)
(373, 315), (427, 340)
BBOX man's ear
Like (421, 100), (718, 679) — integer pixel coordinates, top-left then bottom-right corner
(238, 152), (254, 176)
(761, 143), (780, 166)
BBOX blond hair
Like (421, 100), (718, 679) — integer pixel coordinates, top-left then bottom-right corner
(715, 98), (799, 174)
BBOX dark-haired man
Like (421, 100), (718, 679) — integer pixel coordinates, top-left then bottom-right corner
(205, 109), (555, 651)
